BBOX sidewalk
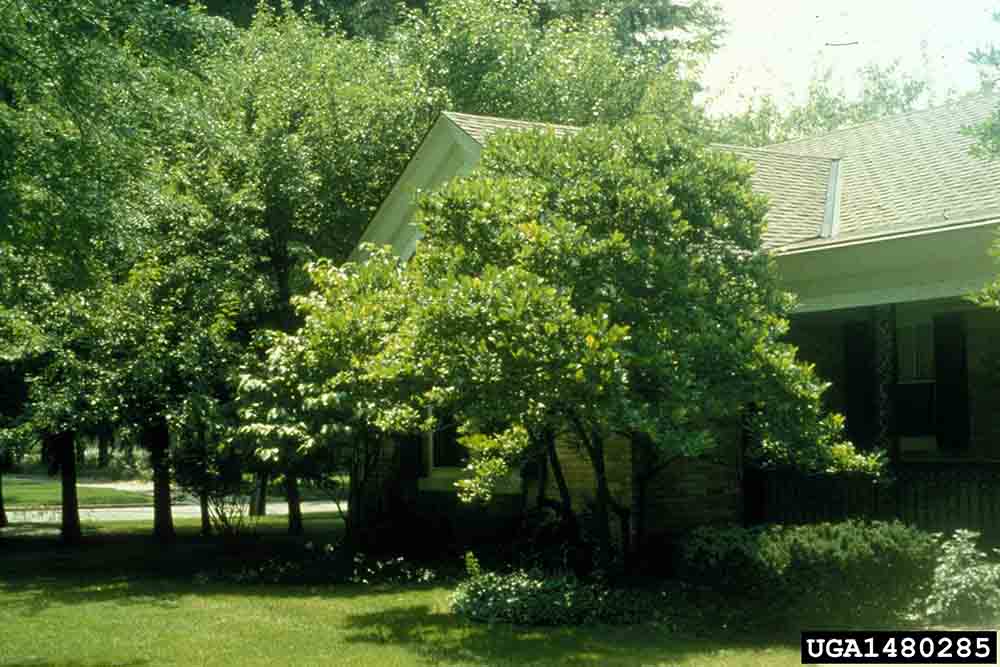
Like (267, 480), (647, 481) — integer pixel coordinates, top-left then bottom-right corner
(8, 500), (343, 523)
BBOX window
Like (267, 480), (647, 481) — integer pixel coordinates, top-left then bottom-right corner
(895, 318), (936, 453)
(897, 322), (935, 383)
(420, 413), (469, 476)
(432, 416), (468, 468)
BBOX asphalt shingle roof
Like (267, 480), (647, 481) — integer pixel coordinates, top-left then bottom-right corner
(717, 145), (835, 248)
(443, 111), (578, 145)
(442, 94), (1000, 252)
(765, 93), (1000, 250)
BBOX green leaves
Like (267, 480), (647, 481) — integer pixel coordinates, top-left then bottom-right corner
(408, 120), (878, 484)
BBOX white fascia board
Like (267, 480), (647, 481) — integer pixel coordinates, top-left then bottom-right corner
(778, 223), (999, 313)
(350, 114), (482, 262)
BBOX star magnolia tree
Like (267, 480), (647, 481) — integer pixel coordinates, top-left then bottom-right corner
(388, 120), (883, 567)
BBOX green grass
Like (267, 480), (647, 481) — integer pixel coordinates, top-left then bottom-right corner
(0, 516), (801, 667)
(5, 477), (152, 508)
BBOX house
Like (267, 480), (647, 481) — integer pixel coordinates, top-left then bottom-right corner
(357, 94), (1000, 543)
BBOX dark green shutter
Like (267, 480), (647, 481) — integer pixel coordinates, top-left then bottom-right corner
(396, 433), (425, 479)
(844, 319), (878, 449)
(934, 313), (970, 450)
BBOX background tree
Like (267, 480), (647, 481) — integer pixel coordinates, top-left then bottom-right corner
(390, 0), (710, 127)
(969, 10), (1000, 156)
(18, 292), (114, 544)
(711, 61), (932, 147)
(1, 0), (235, 541)
(172, 4), (445, 524)
(180, 0), (723, 52)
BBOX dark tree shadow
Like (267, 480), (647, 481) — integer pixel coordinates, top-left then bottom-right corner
(341, 604), (797, 666)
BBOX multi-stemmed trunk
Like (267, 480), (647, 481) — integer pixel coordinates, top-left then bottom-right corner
(340, 437), (380, 565)
(628, 434), (651, 572)
(144, 418), (175, 544)
(50, 431), (81, 545)
(566, 416), (616, 573)
(541, 431), (578, 536)
(285, 475), (303, 536)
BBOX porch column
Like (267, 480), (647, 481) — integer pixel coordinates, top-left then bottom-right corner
(872, 304), (897, 458)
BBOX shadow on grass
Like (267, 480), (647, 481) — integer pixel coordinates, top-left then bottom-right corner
(1, 517), (451, 617)
(340, 603), (798, 666)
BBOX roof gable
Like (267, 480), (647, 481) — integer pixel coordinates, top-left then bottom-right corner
(355, 95), (1000, 262)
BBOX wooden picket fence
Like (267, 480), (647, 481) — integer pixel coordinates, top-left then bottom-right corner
(744, 463), (1000, 538)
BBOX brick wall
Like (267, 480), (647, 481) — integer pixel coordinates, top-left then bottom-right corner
(538, 429), (744, 539)
(368, 428), (745, 547)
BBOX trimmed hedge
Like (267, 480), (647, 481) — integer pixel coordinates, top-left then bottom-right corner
(679, 520), (939, 625)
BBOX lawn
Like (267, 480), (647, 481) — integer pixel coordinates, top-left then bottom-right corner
(0, 516), (802, 667)
(5, 477), (151, 508)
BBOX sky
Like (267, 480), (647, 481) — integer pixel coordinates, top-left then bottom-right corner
(697, 0), (1000, 115)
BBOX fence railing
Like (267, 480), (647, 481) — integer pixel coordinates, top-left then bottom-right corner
(744, 463), (1000, 537)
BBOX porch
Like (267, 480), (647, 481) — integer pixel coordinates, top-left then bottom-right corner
(747, 296), (1000, 536)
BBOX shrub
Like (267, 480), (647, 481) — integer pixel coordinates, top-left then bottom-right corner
(680, 520), (939, 626)
(451, 553), (657, 626)
(924, 529), (1000, 623)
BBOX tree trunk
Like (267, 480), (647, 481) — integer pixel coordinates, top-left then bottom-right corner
(344, 467), (364, 556)
(53, 431), (82, 545)
(199, 490), (212, 537)
(97, 428), (112, 468)
(76, 437), (86, 467)
(145, 418), (175, 544)
(585, 431), (615, 573)
(0, 470), (8, 528)
(285, 474), (303, 536)
(250, 472), (269, 516)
